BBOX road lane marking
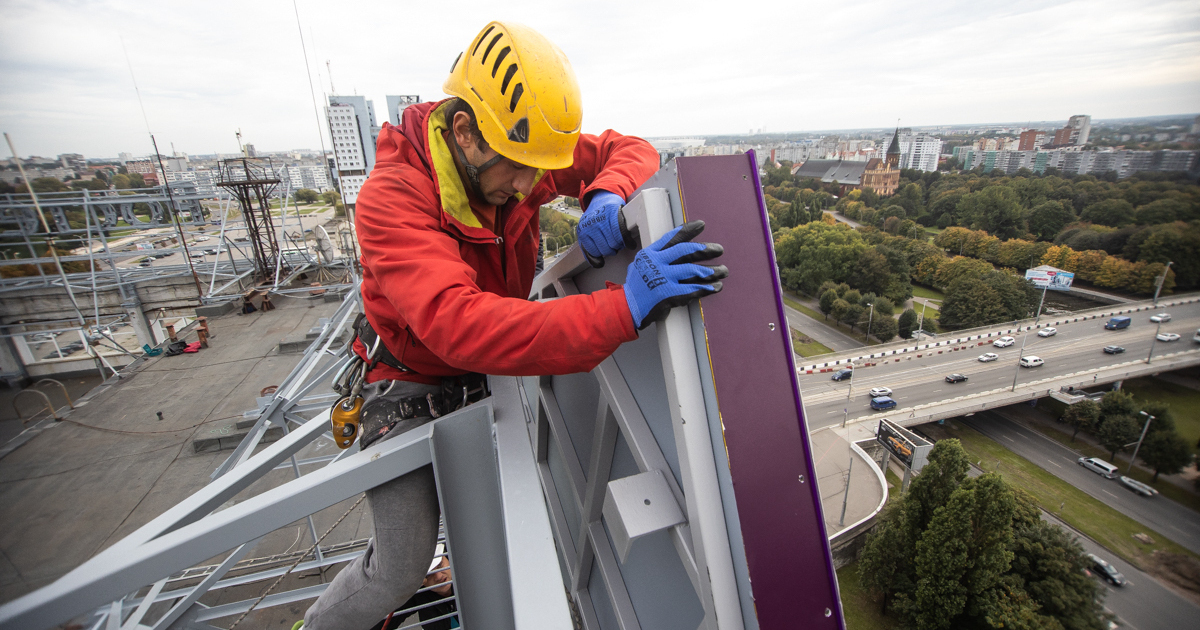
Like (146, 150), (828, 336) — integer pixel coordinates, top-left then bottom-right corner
(1169, 524), (1187, 534)
(1102, 489), (1119, 499)
(1047, 460), (1062, 468)
(1003, 436), (1016, 442)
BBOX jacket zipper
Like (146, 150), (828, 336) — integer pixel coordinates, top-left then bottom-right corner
(495, 204), (507, 281)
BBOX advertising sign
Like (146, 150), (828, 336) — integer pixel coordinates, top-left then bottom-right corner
(877, 419), (933, 472)
(1025, 267), (1074, 291)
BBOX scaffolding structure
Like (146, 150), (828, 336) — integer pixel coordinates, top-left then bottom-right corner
(216, 158), (282, 279)
(0, 155), (845, 630)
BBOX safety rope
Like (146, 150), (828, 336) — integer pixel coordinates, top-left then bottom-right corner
(227, 493), (366, 630)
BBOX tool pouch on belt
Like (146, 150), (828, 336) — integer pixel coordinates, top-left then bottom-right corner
(358, 374), (490, 450)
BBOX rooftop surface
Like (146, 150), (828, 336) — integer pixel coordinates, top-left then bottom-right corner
(0, 296), (374, 628)
(0, 294), (882, 628)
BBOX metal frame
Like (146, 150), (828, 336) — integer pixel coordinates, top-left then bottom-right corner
(524, 188), (742, 630)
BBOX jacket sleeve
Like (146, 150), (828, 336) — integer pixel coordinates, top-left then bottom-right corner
(550, 130), (660, 206)
(357, 165), (638, 377)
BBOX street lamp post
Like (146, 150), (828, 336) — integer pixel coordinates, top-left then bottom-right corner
(1146, 319), (1163, 365)
(1128, 411), (1155, 474)
(866, 303), (875, 343)
(841, 363), (856, 428)
(915, 298), (926, 343)
(1151, 261), (1173, 308)
(1012, 282), (1050, 392)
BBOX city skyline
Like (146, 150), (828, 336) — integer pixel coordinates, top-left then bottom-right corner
(2, 0), (1198, 157)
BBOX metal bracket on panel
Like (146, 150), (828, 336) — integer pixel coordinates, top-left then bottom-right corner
(602, 469), (686, 563)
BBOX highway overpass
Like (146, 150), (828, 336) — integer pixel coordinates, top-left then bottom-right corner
(796, 294), (1200, 430)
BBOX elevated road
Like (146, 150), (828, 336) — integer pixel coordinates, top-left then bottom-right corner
(797, 296), (1200, 430)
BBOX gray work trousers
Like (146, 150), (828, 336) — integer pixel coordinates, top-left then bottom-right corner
(303, 380), (443, 630)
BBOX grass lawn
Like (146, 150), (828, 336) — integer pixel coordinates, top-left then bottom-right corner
(1121, 375), (1200, 459)
(837, 562), (898, 630)
(885, 468), (902, 502)
(1027, 422), (1200, 513)
(782, 295), (881, 346)
(911, 284), (945, 302)
(791, 328), (834, 358)
(932, 419), (1199, 570)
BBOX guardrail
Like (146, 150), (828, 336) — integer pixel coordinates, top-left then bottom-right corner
(798, 294), (1200, 374)
(841, 349), (1200, 430)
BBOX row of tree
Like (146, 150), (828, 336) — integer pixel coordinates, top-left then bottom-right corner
(859, 439), (1110, 630)
(933, 226), (1181, 293)
(1061, 391), (1193, 481)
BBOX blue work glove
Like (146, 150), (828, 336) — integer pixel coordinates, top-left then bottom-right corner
(625, 221), (728, 330)
(576, 191), (634, 267)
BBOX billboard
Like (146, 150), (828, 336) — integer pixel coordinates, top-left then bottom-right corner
(1025, 267), (1074, 291)
(877, 419), (933, 471)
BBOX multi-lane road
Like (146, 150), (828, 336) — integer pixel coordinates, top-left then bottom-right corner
(797, 300), (1200, 430)
(963, 412), (1200, 554)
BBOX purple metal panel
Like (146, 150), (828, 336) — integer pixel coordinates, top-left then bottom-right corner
(676, 153), (843, 629)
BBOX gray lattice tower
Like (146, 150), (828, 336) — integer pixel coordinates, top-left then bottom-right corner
(217, 157), (281, 278)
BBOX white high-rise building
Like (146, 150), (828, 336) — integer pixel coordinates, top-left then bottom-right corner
(897, 129), (942, 172)
(1067, 115), (1091, 146)
(325, 95), (381, 205)
(385, 95), (422, 126)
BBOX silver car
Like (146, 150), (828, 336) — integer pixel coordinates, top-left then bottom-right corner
(1150, 312), (1171, 323)
(868, 387), (893, 397)
(978, 352), (999, 362)
(993, 336), (1015, 348)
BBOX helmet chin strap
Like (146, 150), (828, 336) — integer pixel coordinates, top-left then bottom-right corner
(452, 135), (505, 200)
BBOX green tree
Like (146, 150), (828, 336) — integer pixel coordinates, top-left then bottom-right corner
(1027, 200), (1075, 241)
(30, 177), (69, 193)
(1008, 496), (1109, 630)
(294, 188), (319, 203)
(1138, 431), (1191, 482)
(1099, 390), (1137, 422)
(830, 298), (850, 325)
(895, 474), (1017, 630)
(321, 190), (340, 205)
(871, 315), (899, 342)
(1062, 400), (1100, 441)
(1080, 199), (1135, 227)
(1098, 415), (1139, 461)
(69, 178), (109, 191)
(819, 289), (838, 320)
(956, 186), (1025, 239)
(939, 277), (1006, 330)
(898, 308), (919, 339)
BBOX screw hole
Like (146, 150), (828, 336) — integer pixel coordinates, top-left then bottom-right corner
(644, 499), (651, 505)
(825, 608), (832, 617)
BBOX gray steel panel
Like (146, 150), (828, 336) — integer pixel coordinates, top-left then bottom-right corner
(430, 403), (515, 630)
(602, 470), (684, 562)
(490, 376), (574, 630)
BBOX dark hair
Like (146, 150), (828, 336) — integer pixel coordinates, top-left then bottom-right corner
(446, 98), (487, 151)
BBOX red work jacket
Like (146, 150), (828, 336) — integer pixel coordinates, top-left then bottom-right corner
(354, 99), (659, 383)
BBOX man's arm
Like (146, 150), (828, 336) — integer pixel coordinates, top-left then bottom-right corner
(550, 130), (660, 207)
(357, 167), (638, 377)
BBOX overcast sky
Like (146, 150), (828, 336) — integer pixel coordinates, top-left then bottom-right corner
(2, 0), (1198, 158)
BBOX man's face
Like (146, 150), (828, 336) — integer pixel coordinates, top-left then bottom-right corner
(451, 111), (539, 206)
(424, 555), (453, 597)
(472, 147), (538, 206)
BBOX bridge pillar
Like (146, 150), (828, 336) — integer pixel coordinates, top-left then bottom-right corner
(1112, 380), (1123, 390)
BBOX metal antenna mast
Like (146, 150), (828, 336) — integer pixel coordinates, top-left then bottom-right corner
(217, 157), (282, 279)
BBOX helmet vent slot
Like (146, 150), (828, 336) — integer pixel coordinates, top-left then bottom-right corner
(507, 118), (529, 143)
(501, 64), (518, 94)
(491, 47), (510, 78)
(508, 83), (524, 112)
(481, 33), (504, 64)
(473, 26), (496, 56)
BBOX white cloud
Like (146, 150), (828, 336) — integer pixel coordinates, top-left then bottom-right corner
(0, 0), (1197, 157)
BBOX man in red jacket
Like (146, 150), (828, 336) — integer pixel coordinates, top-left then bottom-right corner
(301, 22), (727, 629)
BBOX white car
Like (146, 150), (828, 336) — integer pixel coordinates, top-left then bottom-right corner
(993, 336), (1015, 348)
(195, 235), (211, 242)
(1037, 327), (1057, 337)
(1156, 332), (1181, 342)
(978, 352), (999, 362)
(1149, 313), (1171, 323)
(1019, 356), (1044, 367)
(868, 387), (893, 397)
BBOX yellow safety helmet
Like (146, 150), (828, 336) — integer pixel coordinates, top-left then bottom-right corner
(444, 21), (582, 170)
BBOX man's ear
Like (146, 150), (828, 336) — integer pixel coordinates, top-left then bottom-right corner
(451, 112), (476, 153)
